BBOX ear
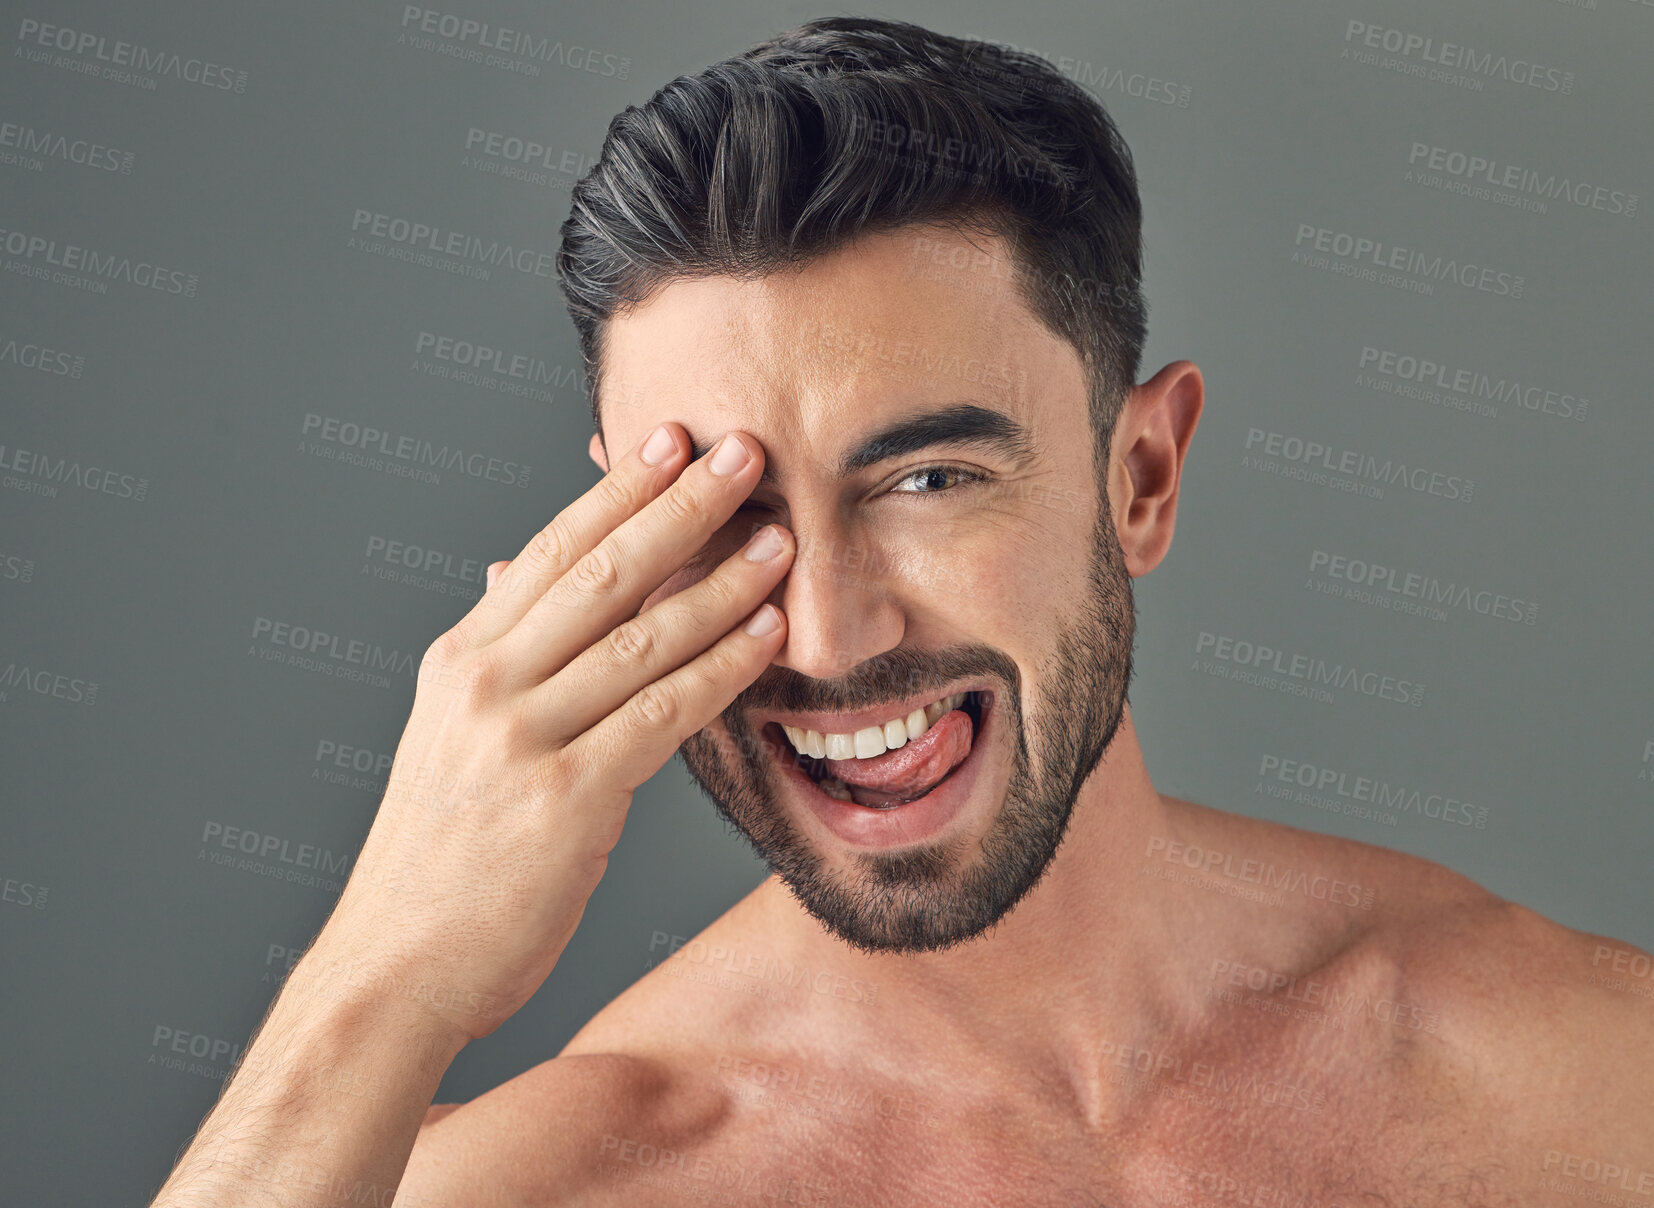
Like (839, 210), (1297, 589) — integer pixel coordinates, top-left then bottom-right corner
(1109, 360), (1204, 578)
(588, 432), (609, 473)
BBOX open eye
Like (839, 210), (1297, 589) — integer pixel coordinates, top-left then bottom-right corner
(733, 464), (991, 516)
(890, 464), (990, 495)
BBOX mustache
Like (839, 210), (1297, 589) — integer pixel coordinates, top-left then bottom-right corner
(723, 643), (1020, 724)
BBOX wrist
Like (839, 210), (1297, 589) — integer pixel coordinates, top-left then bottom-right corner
(277, 940), (475, 1067)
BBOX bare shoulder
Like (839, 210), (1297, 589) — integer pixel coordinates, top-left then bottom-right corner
(1182, 795), (1654, 1158)
(1353, 891), (1654, 1199)
(1402, 889), (1654, 1156)
(400, 889), (794, 1205)
(401, 1046), (736, 1206)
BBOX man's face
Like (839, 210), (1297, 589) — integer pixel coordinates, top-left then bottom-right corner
(596, 224), (1139, 954)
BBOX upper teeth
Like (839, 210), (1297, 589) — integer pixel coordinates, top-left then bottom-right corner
(780, 692), (969, 760)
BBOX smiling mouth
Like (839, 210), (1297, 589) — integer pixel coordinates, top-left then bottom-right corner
(762, 689), (988, 809)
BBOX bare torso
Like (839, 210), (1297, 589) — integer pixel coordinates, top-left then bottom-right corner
(401, 798), (1654, 1206)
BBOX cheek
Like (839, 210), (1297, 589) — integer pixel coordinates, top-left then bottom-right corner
(886, 521), (1035, 611)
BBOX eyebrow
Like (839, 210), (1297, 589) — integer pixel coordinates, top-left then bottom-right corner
(688, 402), (1039, 488)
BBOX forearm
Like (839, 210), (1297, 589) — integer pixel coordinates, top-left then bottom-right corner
(151, 940), (470, 1208)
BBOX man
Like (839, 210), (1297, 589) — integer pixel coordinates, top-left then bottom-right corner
(153, 16), (1652, 1207)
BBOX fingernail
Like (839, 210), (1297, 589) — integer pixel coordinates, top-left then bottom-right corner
(743, 604), (781, 636)
(641, 424), (675, 465)
(743, 524), (784, 562)
(709, 433), (751, 476)
(486, 565), (499, 590)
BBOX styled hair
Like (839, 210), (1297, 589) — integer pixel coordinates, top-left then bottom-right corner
(555, 15), (1148, 463)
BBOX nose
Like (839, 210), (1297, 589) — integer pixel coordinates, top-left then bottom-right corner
(762, 520), (906, 682)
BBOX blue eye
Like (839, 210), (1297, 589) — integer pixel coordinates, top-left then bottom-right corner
(891, 465), (989, 495)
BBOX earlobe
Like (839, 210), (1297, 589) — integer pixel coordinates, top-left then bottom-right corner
(588, 431), (609, 473)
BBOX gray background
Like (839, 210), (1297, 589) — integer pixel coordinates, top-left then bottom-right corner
(2, 0), (1648, 1202)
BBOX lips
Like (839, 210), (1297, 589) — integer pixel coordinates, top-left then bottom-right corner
(767, 687), (997, 848)
(819, 707), (973, 805)
(761, 691), (989, 810)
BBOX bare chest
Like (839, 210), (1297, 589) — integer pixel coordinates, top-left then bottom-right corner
(590, 1067), (1529, 1208)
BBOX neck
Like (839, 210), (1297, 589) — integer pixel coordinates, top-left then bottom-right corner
(755, 706), (1274, 1126)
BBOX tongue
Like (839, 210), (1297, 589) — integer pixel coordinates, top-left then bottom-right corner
(822, 708), (973, 806)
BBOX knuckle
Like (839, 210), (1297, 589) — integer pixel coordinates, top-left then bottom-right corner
(448, 608), (489, 645)
(452, 651), (506, 701)
(423, 628), (463, 666)
(606, 619), (656, 667)
(678, 598), (714, 635)
(528, 517), (571, 568)
(568, 543), (622, 596)
(534, 748), (581, 802)
(653, 484), (702, 528)
(688, 569), (738, 621)
(418, 637), (470, 692)
(632, 680), (681, 732)
(496, 705), (548, 767)
(596, 466), (648, 515)
(704, 640), (749, 688)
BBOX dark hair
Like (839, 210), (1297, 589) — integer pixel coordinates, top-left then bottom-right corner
(555, 15), (1148, 464)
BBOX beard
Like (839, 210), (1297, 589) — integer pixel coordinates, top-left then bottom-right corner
(676, 478), (1137, 955)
